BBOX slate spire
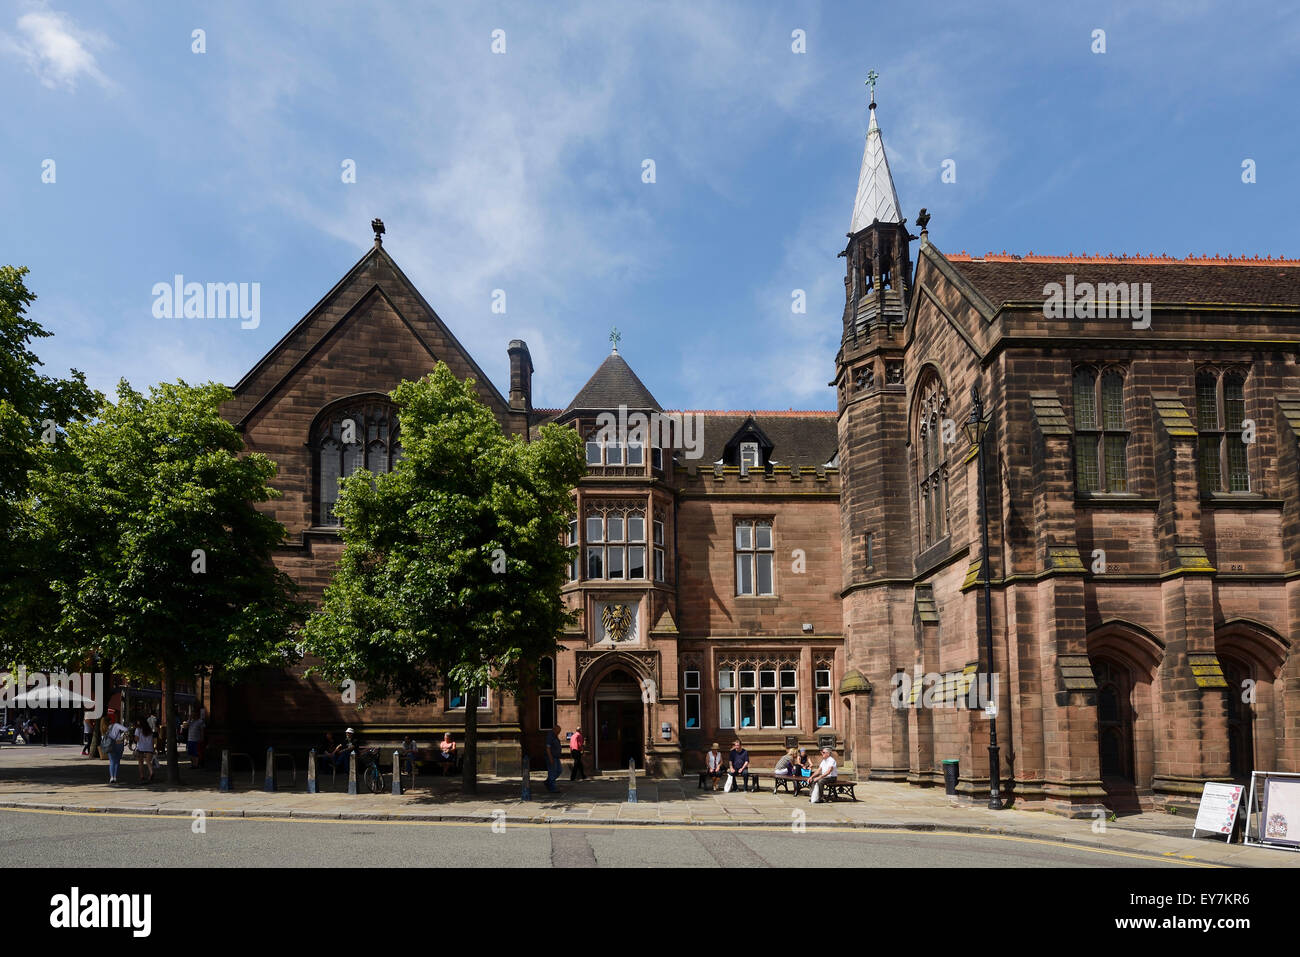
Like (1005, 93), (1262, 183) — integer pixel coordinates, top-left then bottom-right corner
(850, 83), (902, 231)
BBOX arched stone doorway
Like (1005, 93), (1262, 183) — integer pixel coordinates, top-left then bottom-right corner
(1088, 622), (1163, 812)
(1217, 620), (1289, 780)
(592, 668), (644, 771)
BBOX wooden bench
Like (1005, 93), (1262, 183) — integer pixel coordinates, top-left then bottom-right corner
(773, 775), (858, 801)
(772, 773), (807, 794)
(697, 770), (760, 791)
(817, 777), (857, 801)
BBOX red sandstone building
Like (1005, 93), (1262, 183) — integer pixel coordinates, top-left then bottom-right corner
(216, 228), (843, 778)
(216, 96), (1300, 815)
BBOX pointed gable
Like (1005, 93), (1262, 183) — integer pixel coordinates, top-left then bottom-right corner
(223, 237), (515, 540)
(225, 243), (510, 430)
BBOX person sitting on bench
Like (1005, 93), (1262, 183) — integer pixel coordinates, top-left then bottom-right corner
(774, 748), (799, 777)
(727, 739), (751, 792)
(809, 746), (838, 804)
(704, 743), (725, 790)
(320, 730), (354, 773)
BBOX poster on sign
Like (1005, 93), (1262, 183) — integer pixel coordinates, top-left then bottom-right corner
(1192, 782), (1243, 838)
(1260, 775), (1300, 848)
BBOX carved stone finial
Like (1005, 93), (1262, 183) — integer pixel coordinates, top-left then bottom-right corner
(371, 218), (385, 246)
(916, 208), (930, 232)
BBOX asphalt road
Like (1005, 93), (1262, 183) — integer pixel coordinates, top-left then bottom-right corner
(0, 807), (1201, 867)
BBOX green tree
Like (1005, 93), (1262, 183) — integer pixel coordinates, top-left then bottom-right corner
(0, 265), (100, 665)
(22, 379), (304, 782)
(303, 363), (583, 794)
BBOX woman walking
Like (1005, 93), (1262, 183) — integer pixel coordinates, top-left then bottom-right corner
(103, 709), (128, 785)
(133, 718), (155, 784)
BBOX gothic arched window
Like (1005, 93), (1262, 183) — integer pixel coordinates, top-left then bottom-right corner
(313, 399), (401, 526)
(1196, 367), (1251, 493)
(1073, 366), (1128, 492)
(915, 373), (949, 550)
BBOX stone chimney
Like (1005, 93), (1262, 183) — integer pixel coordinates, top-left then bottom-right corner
(507, 339), (533, 413)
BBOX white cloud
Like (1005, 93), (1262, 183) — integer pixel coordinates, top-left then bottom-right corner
(2, 9), (111, 91)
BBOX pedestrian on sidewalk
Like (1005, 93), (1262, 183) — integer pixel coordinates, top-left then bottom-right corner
(569, 726), (586, 781)
(133, 718), (155, 784)
(545, 724), (562, 792)
(81, 715), (92, 755)
(186, 709), (206, 769)
(103, 709), (128, 784)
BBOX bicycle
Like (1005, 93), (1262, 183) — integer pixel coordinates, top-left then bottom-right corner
(357, 747), (384, 793)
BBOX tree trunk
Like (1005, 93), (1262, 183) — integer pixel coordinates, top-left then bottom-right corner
(162, 662), (181, 785)
(462, 692), (478, 795)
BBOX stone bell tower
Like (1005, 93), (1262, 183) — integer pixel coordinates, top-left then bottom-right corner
(834, 74), (918, 779)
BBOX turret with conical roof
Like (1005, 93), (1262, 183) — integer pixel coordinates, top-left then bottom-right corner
(559, 338), (661, 420)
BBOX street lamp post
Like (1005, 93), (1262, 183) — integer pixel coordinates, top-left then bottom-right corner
(965, 385), (1003, 810)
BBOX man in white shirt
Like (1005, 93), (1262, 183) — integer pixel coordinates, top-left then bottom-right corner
(809, 746), (838, 804)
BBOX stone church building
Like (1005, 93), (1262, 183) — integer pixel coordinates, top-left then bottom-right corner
(215, 96), (1300, 815)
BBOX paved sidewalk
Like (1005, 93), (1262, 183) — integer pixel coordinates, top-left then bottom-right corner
(3, 745), (1295, 868)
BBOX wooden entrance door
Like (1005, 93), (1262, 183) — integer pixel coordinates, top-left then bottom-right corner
(1093, 657), (1134, 780)
(596, 700), (642, 770)
(1221, 657), (1254, 778)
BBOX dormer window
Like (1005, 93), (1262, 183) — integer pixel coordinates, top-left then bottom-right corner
(723, 418), (774, 472)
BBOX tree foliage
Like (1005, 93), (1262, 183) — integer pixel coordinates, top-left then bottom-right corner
(20, 378), (305, 781)
(303, 363), (583, 791)
(0, 265), (100, 663)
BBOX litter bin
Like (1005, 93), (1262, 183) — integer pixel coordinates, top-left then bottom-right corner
(942, 759), (959, 795)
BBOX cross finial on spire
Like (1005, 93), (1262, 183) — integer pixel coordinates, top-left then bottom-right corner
(866, 70), (879, 108)
(609, 326), (621, 354)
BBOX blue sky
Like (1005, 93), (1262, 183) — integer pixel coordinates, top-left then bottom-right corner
(4, 1), (1298, 412)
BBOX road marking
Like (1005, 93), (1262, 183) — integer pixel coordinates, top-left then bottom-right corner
(0, 806), (1222, 866)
